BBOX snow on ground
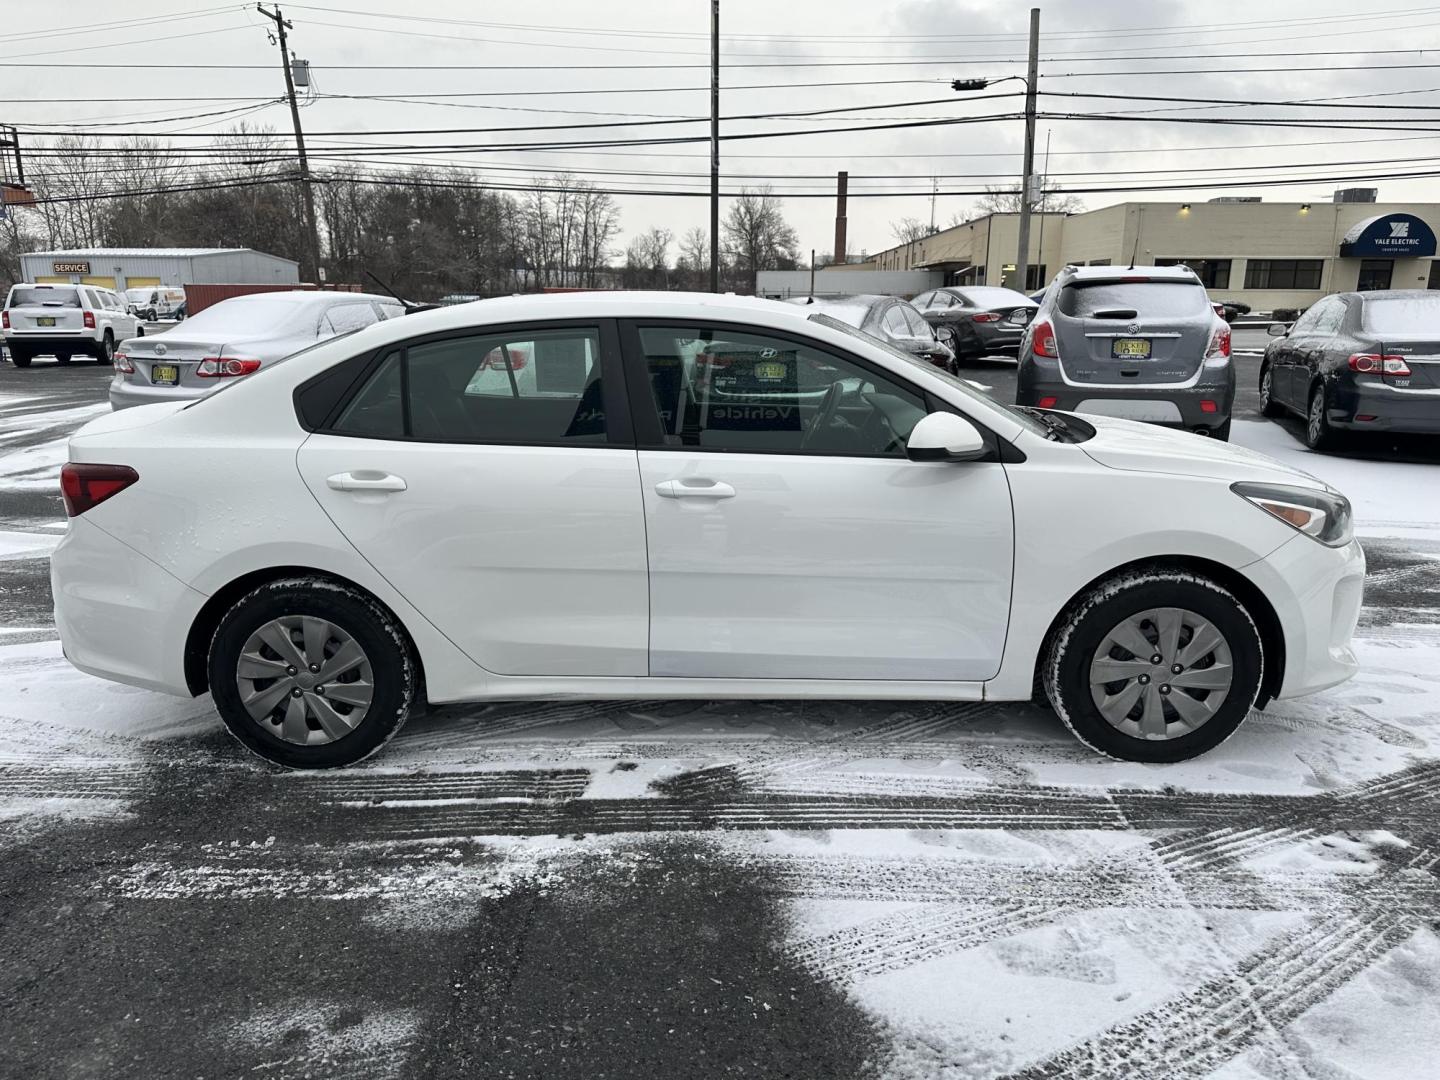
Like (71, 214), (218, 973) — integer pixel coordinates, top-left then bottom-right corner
(1231, 419), (1440, 539)
(0, 528), (60, 561)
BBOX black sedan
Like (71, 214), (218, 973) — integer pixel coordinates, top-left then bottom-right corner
(786, 294), (956, 372)
(912, 286), (1038, 363)
(1260, 289), (1440, 451)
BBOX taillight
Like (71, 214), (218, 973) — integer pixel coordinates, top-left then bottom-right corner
(1348, 353), (1411, 376)
(1, 310), (8, 329)
(114, 352), (134, 374)
(1032, 319), (1058, 358)
(196, 357), (262, 378)
(1037, 395), (1058, 409)
(971, 312), (1001, 323)
(83, 311), (96, 329)
(481, 346), (529, 371)
(60, 463), (138, 517)
(1200, 399), (1218, 414)
(1206, 324), (1231, 359)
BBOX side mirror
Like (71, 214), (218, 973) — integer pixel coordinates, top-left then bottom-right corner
(906, 411), (987, 462)
(1267, 322), (1288, 337)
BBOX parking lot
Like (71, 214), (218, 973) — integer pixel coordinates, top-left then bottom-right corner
(2, 344), (1439, 1079)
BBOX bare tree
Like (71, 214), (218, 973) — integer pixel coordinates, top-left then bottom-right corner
(972, 175), (1084, 216)
(623, 226), (673, 289)
(722, 186), (799, 290)
(890, 217), (938, 244)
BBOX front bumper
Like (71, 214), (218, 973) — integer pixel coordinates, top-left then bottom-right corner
(1245, 532), (1365, 700)
(109, 377), (210, 411)
(51, 517), (206, 696)
(1328, 379), (1440, 435)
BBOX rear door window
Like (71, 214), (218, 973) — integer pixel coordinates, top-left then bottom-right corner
(321, 302), (381, 335)
(1058, 281), (1209, 318)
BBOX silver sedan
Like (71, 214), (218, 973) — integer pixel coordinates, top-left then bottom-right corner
(111, 291), (406, 410)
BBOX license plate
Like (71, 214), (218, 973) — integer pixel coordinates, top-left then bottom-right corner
(753, 361), (787, 380)
(1112, 338), (1152, 359)
(37, 317), (55, 327)
(150, 364), (178, 386)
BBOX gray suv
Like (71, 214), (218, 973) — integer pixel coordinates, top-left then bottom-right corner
(1016, 264), (1235, 439)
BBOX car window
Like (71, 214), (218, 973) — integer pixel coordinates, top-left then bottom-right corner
(333, 352), (404, 437)
(368, 327), (608, 444)
(1057, 281), (1209, 318)
(881, 306), (909, 337)
(321, 302), (381, 335)
(376, 302), (406, 321)
(902, 306), (931, 337)
(1310, 299), (1345, 336)
(636, 324), (926, 456)
(1361, 294), (1440, 334)
(913, 291), (933, 309)
(82, 289), (100, 309)
(1290, 303), (1325, 334)
(10, 286), (81, 307)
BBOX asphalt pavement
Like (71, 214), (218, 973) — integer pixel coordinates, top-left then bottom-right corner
(2, 335), (1439, 1079)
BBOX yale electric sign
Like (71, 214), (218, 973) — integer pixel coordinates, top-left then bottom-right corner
(51, 260), (91, 274)
(1339, 213), (1438, 258)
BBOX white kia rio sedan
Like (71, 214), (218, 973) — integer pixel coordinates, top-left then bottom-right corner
(51, 292), (1364, 769)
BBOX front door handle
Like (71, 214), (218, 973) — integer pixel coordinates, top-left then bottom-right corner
(655, 478), (736, 500)
(326, 471), (407, 493)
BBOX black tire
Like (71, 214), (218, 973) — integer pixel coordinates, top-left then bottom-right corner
(8, 345), (31, 368)
(208, 577), (418, 768)
(98, 331), (115, 366)
(56, 353), (72, 365)
(1305, 381), (1339, 452)
(137, 325), (145, 337)
(1210, 418), (1232, 441)
(1258, 363), (1285, 418)
(1043, 567), (1264, 763)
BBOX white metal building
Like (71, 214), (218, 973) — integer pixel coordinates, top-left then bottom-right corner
(18, 248), (299, 292)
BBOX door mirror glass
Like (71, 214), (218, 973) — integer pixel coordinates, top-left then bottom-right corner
(1267, 322), (1288, 337)
(906, 411), (987, 462)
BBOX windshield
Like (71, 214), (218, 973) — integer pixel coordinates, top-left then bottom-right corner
(1058, 281), (1209, 318)
(10, 285), (80, 307)
(807, 312), (1054, 439)
(182, 296), (311, 335)
(1361, 295), (1440, 336)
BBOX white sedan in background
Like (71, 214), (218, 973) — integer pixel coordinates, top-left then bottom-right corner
(53, 292), (1363, 769)
(110, 290), (406, 410)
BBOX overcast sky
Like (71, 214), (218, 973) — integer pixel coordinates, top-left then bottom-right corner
(4, 0), (1439, 260)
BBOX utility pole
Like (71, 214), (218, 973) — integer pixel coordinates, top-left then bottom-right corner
(256, 4), (320, 284)
(1014, 6), (1040, 293)
(709, 0), (720, 293)
(833, 170), (848, 264)
(929, 176), (938, 233)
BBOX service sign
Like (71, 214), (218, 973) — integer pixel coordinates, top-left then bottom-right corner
(1338, 213), (1438, 259)
(52, 260), (91, 274)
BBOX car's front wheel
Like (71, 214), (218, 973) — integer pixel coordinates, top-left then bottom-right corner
(208, 578), (418, 768)
(1043, 568), (1264, 762)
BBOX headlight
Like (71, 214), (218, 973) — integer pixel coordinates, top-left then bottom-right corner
(1231, 481), (1353, 547)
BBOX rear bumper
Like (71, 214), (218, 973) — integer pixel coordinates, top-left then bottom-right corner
(51, 517), (205, 696)
(109, 378), (210, 411)
(1017, 367), (1235, 430)
(1328, 380), (1440, 434)
(4, 331), (101, 350)
(1245, 533), (1365, 700)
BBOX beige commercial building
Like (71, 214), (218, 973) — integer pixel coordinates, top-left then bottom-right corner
(855, 198), (1440, 311)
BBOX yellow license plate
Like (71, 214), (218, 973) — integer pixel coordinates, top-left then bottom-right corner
(1112, 338), (1152, 359)
(151, 364), (178, 385)
(37, 317), (55, 327)
(753, 361), (787, 380)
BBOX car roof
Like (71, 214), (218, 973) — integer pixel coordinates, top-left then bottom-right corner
(1060, 264), (1201, 283)
(215, 290), (393, 307)
(793, 294), (891, 325)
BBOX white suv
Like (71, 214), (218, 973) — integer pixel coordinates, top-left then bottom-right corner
(3, 282), (142, 367)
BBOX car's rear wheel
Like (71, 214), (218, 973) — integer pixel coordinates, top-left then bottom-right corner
(1305, 382), (1339, 452)
(1043, 568), (1263, 762)
(208, 578), (418, 768)
(98, 331), (115, 365)
(56, 353), (71, 365)
(8, 345), (31, 368)
(1258, 364), (1285, 418)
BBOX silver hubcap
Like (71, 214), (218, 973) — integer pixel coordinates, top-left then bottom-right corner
(1089, 607), (1234, 740)
(236, 616), (373, 745)
(1309, 394), (1323, 442)
(1260, 368), (1271, 403)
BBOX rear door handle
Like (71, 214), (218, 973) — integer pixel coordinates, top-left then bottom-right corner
(655, 478), (735, 499)
(326, 471), (407, 493)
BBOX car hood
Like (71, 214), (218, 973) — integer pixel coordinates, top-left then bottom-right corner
(1075, 413), (1330, 488)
